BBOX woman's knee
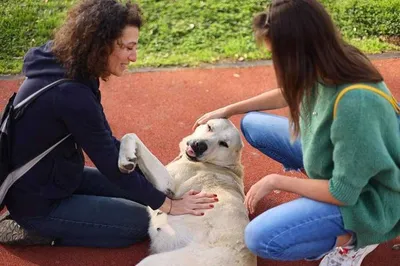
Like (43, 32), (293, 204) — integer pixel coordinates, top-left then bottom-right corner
(244, 218), (286, 260)
(244, 221), (267, 258)
(125, 206), (150, 239)
(240, 112), (284, 148)
(241, 112), (303, 170)
(244, 198), (345, 261)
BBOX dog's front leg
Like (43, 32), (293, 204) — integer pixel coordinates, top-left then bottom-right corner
(119, 133), (174, 195)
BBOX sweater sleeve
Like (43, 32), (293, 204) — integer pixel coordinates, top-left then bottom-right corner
(56, 84), (166, 209)
(329, 89), (395, 206)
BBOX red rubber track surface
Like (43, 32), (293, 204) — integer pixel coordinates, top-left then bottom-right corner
(0, 58), (399, 265)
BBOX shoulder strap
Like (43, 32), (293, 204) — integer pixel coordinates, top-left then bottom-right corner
(0, 134), (71, 205)
(15, 78), (71, 109)
(333, 84), (400, 119)
(0, 79), (72, 205)
(14, 78), (71, 119)
(1, 79), (72, 132)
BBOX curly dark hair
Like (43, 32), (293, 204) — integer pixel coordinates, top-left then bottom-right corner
(52, 0), (143, 80)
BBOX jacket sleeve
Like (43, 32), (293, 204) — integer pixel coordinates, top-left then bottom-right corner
(329, 89), (395, 206)
(55, 84), (166, 209)
(100, 106), (121, 150)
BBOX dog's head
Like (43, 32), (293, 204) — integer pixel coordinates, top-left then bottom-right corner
(179, 119), (244, 170)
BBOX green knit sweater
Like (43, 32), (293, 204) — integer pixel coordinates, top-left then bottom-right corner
(300, 81), (400, 249)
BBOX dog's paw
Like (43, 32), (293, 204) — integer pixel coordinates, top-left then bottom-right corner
(118, 155), (138, 174)
(166, 189), (175, 199)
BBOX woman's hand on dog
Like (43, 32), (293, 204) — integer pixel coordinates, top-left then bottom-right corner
(160, 190), (219, 216)
(192, 107), (230, 130)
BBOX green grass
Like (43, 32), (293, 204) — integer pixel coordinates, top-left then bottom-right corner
(0, 0), (399, 75)
(0, 0), (75, 74)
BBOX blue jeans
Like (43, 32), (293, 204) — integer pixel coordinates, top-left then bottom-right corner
(16, 167), (150, 248)
(241, 112), (353, 261)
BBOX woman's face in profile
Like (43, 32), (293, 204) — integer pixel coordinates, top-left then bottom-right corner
(108, 26), (139, 77)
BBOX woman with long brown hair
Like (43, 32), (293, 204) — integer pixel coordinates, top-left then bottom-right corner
(194, 0), (400, 265)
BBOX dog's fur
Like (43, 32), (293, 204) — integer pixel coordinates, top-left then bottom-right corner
(118, 119), (257, 266)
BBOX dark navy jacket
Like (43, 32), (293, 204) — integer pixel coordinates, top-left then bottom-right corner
(5, 41), (166, 218)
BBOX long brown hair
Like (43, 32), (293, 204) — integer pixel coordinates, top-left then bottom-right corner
(253, 0), (383, 137)
(52, 0), (143, 80)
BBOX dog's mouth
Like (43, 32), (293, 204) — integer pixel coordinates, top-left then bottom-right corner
(185, 145), (199, 161)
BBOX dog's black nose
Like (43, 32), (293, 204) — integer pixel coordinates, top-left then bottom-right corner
(188, 140), (208, 156)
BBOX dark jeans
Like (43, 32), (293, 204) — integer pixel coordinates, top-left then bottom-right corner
(17, 167), (150, 248)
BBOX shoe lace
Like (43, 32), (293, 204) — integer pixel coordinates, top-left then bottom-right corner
(327, 246), (353, 261)
(338, 247), (351, 256)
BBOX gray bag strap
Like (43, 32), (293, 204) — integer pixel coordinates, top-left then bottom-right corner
(0, 116), (9, 134)
(0, 134), (71, 204)
(0, 78), (73, 204)
(14, 79), (71, 110)
(1, 79), (71, 132)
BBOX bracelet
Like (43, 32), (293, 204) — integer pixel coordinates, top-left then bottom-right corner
(167, 198), (172, 214)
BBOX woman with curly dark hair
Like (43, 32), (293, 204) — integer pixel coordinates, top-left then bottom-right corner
(3, 0), (217, 248)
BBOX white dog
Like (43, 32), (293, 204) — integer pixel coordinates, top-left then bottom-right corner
(118, 119), (257, 266)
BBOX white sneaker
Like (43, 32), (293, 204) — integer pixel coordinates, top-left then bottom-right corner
(319, 244), (379, 266)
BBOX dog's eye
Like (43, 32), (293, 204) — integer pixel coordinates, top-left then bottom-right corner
(207, 124), (212, 132)
(219, 141), (229, 148)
